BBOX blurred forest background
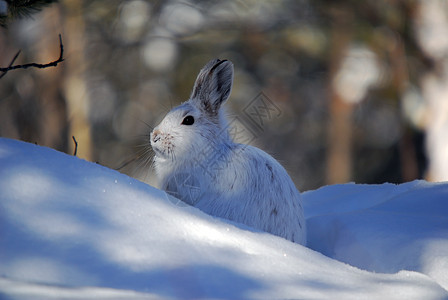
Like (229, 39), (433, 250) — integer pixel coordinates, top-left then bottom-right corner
(1, 0), (448, 191)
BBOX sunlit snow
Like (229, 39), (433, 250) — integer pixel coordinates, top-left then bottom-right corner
(0, 137), (447, 299)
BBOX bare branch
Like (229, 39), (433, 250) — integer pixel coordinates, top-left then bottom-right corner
(0, 34), (64, 79)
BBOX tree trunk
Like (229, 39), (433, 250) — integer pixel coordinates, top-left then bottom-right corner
(414, 0), (448, 181)
(62, 0), (92, 160)
(326, 8), (353, 184)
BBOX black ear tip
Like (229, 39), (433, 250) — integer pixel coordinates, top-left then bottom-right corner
(210, 58), (232, 72)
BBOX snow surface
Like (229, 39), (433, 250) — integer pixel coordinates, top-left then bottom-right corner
(0, 137), (447, 299)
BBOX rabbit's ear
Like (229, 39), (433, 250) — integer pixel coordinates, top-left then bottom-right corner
(190, 59), (233, 115)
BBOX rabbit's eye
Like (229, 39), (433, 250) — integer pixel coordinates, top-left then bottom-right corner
(181, 115), (195, 125)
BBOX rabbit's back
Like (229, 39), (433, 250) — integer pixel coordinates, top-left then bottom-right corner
(193, 144), (306, 245)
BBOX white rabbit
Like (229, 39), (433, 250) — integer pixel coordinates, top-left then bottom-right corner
(150, 59), (306, 245)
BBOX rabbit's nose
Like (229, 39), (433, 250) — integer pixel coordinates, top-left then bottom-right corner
(152, 129), (161, 143)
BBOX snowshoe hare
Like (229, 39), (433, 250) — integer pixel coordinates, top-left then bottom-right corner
(150, 59), (306, 245)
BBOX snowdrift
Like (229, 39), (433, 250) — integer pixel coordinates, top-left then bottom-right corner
(0, 137), (447, 299)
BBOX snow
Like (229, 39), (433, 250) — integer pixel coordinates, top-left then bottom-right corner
(0, 137), (447, 299)
(305, 181), (448, 290)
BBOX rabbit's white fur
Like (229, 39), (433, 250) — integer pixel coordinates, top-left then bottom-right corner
(151, 59), (306, 245)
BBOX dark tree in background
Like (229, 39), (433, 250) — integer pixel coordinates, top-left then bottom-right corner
(0, 0), (59, 27)
(1, 0), (447, 191)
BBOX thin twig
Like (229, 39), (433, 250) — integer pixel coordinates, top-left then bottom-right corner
(0, 50), (21, 79)
(0, 34), (64, 78)
(115, 155), (142, 171)
(72, 136), (78, 156)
